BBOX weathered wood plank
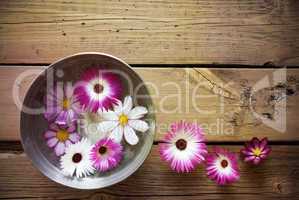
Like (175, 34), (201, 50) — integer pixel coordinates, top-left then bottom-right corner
(0, 145), (298, 199)
(1, 66), (299, 141)
(0, 0), (299, 65)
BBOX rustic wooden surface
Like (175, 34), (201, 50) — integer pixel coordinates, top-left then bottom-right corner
(0, 0), (299, 199)
(1, 66), (299, 142)
(0, 145), (298, 199)
(0, 0), (299, 65)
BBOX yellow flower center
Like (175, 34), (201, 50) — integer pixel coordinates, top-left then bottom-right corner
(62, 99), (70, 110)
(253, 148), (262, 156)
(119, 114), (128, 126)
(56, 130), (69, 142)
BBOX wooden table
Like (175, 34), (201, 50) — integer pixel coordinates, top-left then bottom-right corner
(1, 0), (299, 199)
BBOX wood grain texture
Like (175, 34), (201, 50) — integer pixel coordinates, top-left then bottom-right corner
(0, 145), (298, 199)
(1, 66), (299, 141)
(1, 0), (299, 65)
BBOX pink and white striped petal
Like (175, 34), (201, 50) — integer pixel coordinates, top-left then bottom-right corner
(205, 147), (240, 185)
(159, 121), (207, 173)
(74, 68), (122, 112)
(90, 138), (123, 172)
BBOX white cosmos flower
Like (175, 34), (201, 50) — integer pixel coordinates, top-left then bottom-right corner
(97, 96), (149, 145)
(60, 138), (95, 178)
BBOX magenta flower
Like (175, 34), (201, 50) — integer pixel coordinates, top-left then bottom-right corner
(159, 121), (207, 173)
(241, 137), (271, 165)
(90, 138), (123, 172)
(74, 68), (122, 112)
(45, 123), (81, 156)
(206, 147), (240, 185)
(44, 84), (82, 126)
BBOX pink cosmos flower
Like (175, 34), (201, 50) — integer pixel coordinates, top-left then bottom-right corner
(206, 147), (240, 185)
(74, 68), (122, 112)
(45, 123), (81, 156)
(241, 137), (271, 165)
(159, 121), (207, 173)
(90, 138), (123, 172)
(44, 84), (82, 126)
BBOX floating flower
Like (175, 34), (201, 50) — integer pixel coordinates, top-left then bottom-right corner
(60, 138), (95, 178)
(159, 121), (207, 173)
(97, 96), (149, 145)
(90, 138), (123, 172)
(44, 84), (82, 126)
(74, 68), (122, 112)
(206, 147), (240, 185)
(241, 137), (271, 165)
(44, 123), (81, 156)
(80, 112), (107, 144)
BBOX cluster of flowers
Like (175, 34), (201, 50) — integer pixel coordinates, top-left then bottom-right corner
(159, 121), (271, 185)
(43, 68), (149, 178)
(42, 67), (271, 184)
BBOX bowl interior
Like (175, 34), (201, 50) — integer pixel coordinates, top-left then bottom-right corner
(20, 53), (155, 189)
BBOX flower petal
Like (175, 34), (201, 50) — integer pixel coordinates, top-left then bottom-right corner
(72, 100), (83, 113)
(69, 133), (81, 143)
(65, 140), (72, 147)
(64, 83), (74, 99)
(97, 121), (119, 133)
(128, 120), (149, 132)
(66, 109), (78, 122)
(45, 130), (56, 138)
(49, 123), (59, 131)
(252, 137), (260, 148)
(55, 110), (69, 125)
(241, 149), (254, 156)
(122, 96), (133, 115)
(253, 157), (261, 165)
(244, 155), (256, 162)
(101, 110), (118, 120)
(44, 103), (62, 122)
(67, 123), (77, 133)
(263, 147), (271, 155)
(55, 142), (65, 156)
(109, 125), (124, 143)
(128, 106), (148, 119)
(124, 126), (139, 145)
(47, 137), (58, 147)
(259, 137), (268, 150)
(113, 101), (123, 115)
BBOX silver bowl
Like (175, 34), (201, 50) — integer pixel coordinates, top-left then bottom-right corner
(20, 52), (155, 189)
